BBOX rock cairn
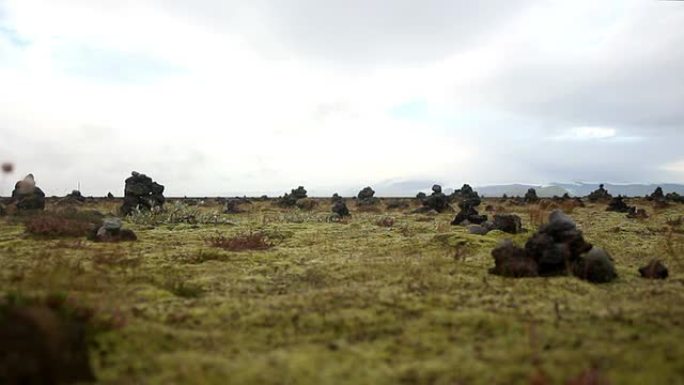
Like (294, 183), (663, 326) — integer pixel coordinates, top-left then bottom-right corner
(120, 172), (165, 215)
(11, 174), (45, 211)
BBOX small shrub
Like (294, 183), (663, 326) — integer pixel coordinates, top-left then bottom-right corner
(24, 212), (99, 238)
(206, 231), (273, 251)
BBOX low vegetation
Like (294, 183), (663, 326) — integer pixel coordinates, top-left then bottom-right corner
(0, 197), (683, 384)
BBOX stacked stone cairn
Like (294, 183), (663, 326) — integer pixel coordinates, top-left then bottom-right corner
(489, 210), (617, 283)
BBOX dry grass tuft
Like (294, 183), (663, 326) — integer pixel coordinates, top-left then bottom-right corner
(206, 231), (273, 251)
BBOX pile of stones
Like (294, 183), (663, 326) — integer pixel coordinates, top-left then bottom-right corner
(10, 174), (45, 211)
(606, 196), (631, 213)
(278, 186), (308, 207)
(120, 172), (165, 215)
(89, 217), (137, 242)
(451, 185), (487, 225)
(331, 198), (350, 218)
(356, 186), (379, 206)
(467, 213), (523, 236)
(524, 188), (540, 204)
(415, 185), (450, 213)
(489, 210), (617, 283)
(587, 184), (612, 203)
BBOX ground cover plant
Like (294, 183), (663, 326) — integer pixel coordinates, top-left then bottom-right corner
(0, 197), (683, 384)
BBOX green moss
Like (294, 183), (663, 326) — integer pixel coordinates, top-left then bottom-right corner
(1, 199), (683, 384)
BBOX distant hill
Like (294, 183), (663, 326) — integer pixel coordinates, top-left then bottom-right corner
(367, 179), (684, 198)
(475, 184), (568, 198)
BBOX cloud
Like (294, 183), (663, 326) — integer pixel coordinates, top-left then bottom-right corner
(0, 0), (683, 195)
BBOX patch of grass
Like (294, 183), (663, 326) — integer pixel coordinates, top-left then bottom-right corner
(23, 211), (99, 238)
(206, 231), (273, 251)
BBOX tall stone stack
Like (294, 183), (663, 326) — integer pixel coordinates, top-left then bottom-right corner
(120, 172), (165, 215)
(11, 174), (45, 211)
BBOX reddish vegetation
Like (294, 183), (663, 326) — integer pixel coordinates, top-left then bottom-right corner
(207, 232), (273, 251)
(24, 214), (96, 237)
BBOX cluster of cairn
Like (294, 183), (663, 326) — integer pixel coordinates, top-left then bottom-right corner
(120, 172), (165, 215)
(278, 186), (308, 207)
(414, 185), (450, 213)
(647, 186), (684, 206)
(9, 174), (46, 212)
(490, 210), (617, 283)
(356, 186), (379, 206)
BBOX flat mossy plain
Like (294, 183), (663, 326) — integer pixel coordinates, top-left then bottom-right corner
(1, 198), (683, 385)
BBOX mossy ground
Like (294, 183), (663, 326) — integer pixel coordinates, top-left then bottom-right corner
(1, 198), (683, 385)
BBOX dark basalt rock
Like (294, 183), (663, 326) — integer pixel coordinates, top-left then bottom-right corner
(331, 193), (343, 203)
(489, 240), (538, 278)
(331, 200), (350, 217)
(120, 171), (165, 215)
(572, 247), (617, 283)
(278, 186), (308, 207)
(468, 224), (490, 235)
(416, 192), (427, 201)
(106, 192), (115, 199)
(0, 300), (96, 384)
(648, 187), (665, 202)
(638, 260), (668, 279)
(492, 214), (522, 234)
(525, 210), (592, 276)
(524, 188), (539, 203)
(89, 217), (137, 242)
(418, 184), (450, 213)
(224, 199), (245, 214)
(10, 174), (46, 211)
(587, 184), (612, 203)
(357, 186), (379, 206)
(606, 196), (632, 213)
(665, 192), (684, 203)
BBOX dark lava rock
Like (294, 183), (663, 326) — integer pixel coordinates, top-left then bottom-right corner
(278, 186), (308, 207)
(224, 199), (245, 214)
(492, 214), (522, 234)
(89, 218), (137, 242)
(606, 196), (632, 213)
(489, 240), (538, 278)
(638, 260), (668, 279)
(588, 184), (612, 203)
(120, 171), (165, 215)
(106, 192), (115, 199)
(665, 192), (684, 203)
(432, 184), (442, 194)
(524, 188), (539, 203)
(331, 193), (343, 203)
(357, 186), (379, 206)
(0, 301), (95, 385)
(331, 200), (350, 217)
(648, 187), (666, 202)
(65, 190), (86, 202)
(416, 192), (427, 201)
(450, 184), (478, 202)
(572, 247), (617, 283)
(10, 174), (46, 211)
(468, 224), (490, 235)
(525, 210), (592, 276)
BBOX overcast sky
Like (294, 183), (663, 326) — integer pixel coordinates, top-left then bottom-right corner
(0, 0), (683, 196)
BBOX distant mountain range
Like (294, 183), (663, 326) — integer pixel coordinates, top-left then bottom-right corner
(372, 180), (684, 198)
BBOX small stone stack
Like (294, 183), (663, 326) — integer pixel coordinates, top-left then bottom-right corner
(524, 188), (539, 204)
(357, 186), (379, 206)
(587, 184), (612, 203)
(331, 199), (351, 218)
(120, 172), (165, 215)
(417, 184), (450, 213)
(11, 174), (45, 211)
(90, 218), (137, 242)
(606, 196), (631, 213)
(278, 186), (308, 207)
(489, 210), (617, 283)
(451, 186), (487, 225)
